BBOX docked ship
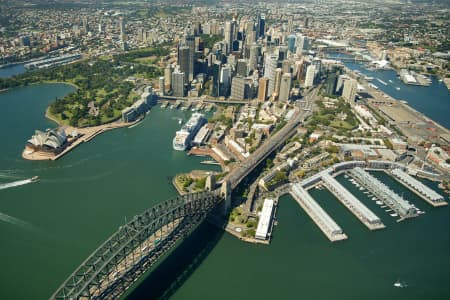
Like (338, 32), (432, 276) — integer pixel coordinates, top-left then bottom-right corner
(172, 113), (206, 151)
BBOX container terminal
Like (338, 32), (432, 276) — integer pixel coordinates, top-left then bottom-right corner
(321, 173), (385, 230)
(389, 168), (447, 207)
(349, 167), (418, 220)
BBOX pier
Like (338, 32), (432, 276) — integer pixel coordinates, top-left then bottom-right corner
(321, 173), (385, 230)
(349, 167), (418, 220)
(390, 168), (447, 207)
(291, 184), (348, 242)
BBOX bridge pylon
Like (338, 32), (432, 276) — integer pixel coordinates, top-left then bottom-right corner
(205, 174), (216, 191)
(221, 180), (231, 214)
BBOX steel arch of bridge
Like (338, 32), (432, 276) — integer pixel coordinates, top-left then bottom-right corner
(51, 190), (223, 300)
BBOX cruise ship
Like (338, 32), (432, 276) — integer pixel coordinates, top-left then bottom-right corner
(173, 113), (206, 151)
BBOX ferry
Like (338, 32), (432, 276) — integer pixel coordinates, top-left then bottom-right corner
(377, 78), (388, 85)
(172, 113), (206, 151)
(30, 176), (39, 182)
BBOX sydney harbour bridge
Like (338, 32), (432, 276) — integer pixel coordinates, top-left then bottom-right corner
(50, 91), (314, 300)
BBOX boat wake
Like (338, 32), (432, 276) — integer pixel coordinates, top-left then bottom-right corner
(0, 211), (32, 228)
(0, 179), (33, 191)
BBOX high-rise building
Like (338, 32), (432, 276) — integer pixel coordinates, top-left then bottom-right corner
(282, 60), (291, 74)
(224, 21), (233, 53)
(248, 44), (259, 71)
(172, 70), (185, 97)
(220, 65), (231, 97)
(342, 79), (357, 104)
(164, 65), (172, 91)
(119, 17), (126, 41)
(236, 59), (249, 77)
(287, 34), (296, 53)
(279, 73), (292, 102)
(304, 65), (316, 88)
(273, 68), (283, 98)
(82, 16), (89, 34)
(264, 54), (278, 96)
(245, 21), (256, 46)
(178, 46), (190, 83)
(185, 35), (195, 81)
(231, 76), (246, 100)
(287, 15), (294, 34)
(258, 77), (269, 102)
(295, 34), (309, 55)
(257, 14), (265, 38)
(159, 77), (165, 96)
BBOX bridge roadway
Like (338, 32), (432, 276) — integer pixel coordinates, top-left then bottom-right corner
(50, 89), (317, 300)
(158, 95), (250, 105)
(226, 88), (316, 189)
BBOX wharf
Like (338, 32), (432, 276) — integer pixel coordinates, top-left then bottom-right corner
(389, 169), (447, 207)
(349, 168), (418, 220)
(321, 173), (385, 231)
(291, 184), (348, 242)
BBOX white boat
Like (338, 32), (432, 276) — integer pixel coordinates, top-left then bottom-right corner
(393, 280), (407, 288)
(30, 176), (39, 182)
(376, 201), (383, 205)
(359, 187), (364, 190)
(178, 118), (182, 125)
(396, 87), (400, 90)
(377, 78), (388, 85)
(388, 80), (393, 83)
(390, 213), (398, 217)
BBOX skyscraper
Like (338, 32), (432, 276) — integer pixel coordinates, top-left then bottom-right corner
(258, 77), (269, 102)
(304, 65), (316, 88)
(257, 14), (265, 38)
(245, 21), (256, 46)
(219, 65), (231, 97)
(185, 35), (195, 81)
(287, 34), (296, 53)
(224, 21), (233, 54)
(178, 46), (190, 83)
(248, 44), (259, 71)
(231, 76), (246, 100)
(159, 77), (165, 96)
(119, 17), (126, 41)
(264, 54), (278, 96)
(342, 79), (357, 104)
(279, 73), (292, 102)
(287, 15), (294, 34)
(172, 70), (185, 97)
(164, 65), (172, 92)
(273, 68), (283, 99)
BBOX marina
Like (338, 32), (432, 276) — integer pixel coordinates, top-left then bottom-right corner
(321, 173), (385, 230)
(389, 168), (447, 207)
(349, 167), (418, 220)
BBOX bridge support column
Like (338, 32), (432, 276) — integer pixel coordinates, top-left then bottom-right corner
(221, 180), (231, 214)
(205, 175), (216, 191)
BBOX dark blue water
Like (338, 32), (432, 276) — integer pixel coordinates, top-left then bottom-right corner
(329, 53), (450, 129)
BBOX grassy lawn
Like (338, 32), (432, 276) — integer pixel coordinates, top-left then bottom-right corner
(330, 120), (354, 129)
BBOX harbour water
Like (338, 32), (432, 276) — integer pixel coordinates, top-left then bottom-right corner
(329, 53), (450, 130)
(0, 64), (26, 78)
(0, 81), (449, 299)
(0, 84), (219, 299)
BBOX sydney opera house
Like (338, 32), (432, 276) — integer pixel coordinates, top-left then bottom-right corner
(26, 128), (67, 154)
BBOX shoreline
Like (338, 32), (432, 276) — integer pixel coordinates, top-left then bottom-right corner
(22, 119), (138, 161)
